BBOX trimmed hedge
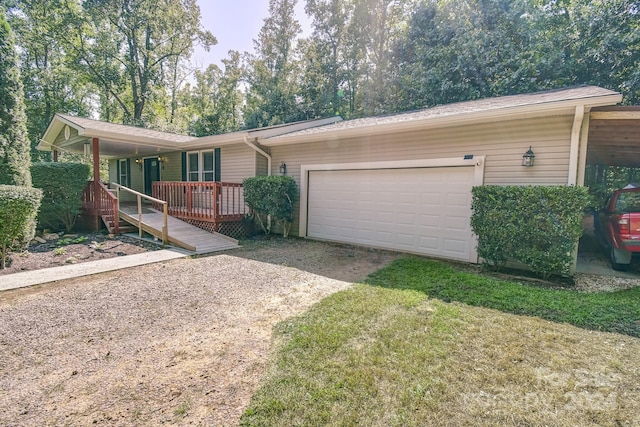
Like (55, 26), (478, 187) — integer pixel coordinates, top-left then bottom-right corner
(471, 185), (592, 277)
(31, 162), (90, 232)
(0, 185), (42, 269)
(243, 176), (298, 237)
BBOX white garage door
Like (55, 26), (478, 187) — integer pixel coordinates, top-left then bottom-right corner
(307, 166), (476, 262)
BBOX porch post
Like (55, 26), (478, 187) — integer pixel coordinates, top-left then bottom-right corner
(92, 137), (100, 209)
(53, 150), (58, 162)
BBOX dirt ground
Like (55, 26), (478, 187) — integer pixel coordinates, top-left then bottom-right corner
(1, 233), (638, 426)
(0, 237), (401, 426)
(0, 232), (160, 276)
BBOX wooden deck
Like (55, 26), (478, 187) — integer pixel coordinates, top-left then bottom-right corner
(119, 205), (239, 253)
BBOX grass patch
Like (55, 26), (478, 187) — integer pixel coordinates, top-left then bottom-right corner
(366, 258), (640, 337)
(242, 258), (640, 426)
(242, 285), (466, 426)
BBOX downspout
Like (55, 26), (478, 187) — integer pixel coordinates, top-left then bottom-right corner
(243, 135), (271, 176)
(243, 135), (272, 231)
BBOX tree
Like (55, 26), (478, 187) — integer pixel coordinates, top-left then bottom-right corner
(243, 0), (303, 128)
(190, 51), (245, 136)
(7, 0), (92, 162)
(0, 13), (31, 187)
(61, 0), (216, 125)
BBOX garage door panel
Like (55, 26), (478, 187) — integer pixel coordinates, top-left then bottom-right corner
(307, 167), (475, 261)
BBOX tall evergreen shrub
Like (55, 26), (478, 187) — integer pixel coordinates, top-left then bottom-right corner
(0, 185), (42, 269)
(31, 162), (90, 232)
(0, 15), (31, 187)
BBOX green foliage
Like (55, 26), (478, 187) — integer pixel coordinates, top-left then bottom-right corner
(0, 184), (42, 269)
(471, 185), (592, 277)
(366, 258), (640, 337)
(31, 162), (90, 232)
(243, 176), (298, 237)
(0, 14), (31, 187)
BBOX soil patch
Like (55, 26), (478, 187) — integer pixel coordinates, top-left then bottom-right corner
(0, 232), (160, 276)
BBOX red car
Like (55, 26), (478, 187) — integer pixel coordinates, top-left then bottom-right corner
(595, 187), (640, 270)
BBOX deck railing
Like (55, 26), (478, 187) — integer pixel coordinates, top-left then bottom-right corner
(152, 181), (247, 223)
(82, 180), (120, 234)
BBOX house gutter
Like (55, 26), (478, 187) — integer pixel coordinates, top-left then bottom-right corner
(244, 135), (271, 176)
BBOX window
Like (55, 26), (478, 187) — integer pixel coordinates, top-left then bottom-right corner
(118, 159), (129, 186)
(188, 152), (199, 181)
(186, 150), (216, 182)
(203, 151), (214, 182)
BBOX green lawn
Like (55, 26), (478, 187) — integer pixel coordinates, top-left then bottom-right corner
(241, 258), (640, 426)
(367, 258), (640, 338)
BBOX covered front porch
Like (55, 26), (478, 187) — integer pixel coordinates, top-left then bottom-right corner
(38, 114), (250, 245)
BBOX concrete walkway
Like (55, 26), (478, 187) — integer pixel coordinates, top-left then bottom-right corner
(0, 249), (191, 292)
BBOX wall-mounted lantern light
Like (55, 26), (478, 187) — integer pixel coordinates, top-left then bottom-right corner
(279, 161), (287, 175)
(522, 146), (535, 167)
(135, 158), (142, 169)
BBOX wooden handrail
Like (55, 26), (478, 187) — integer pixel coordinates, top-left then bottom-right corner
(111, 183), (169, 245)
(82, 181), (120, 234)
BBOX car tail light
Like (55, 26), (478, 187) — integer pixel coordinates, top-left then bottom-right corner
(618, 216), (630, 234)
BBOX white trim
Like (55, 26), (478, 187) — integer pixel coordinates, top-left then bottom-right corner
(299, 156), (485, 263)
(186, 149), (216, 182)
(577, 114), (591, 186)
(568, 105), (585, 185)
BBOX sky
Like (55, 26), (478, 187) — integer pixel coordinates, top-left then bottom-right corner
(193, 1), (312, 70)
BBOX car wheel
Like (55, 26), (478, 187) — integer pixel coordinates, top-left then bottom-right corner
(610, 247), (630, 271)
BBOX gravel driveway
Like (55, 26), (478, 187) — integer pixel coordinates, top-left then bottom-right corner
(0, 238), (400, 426)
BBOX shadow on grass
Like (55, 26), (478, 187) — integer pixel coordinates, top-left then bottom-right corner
(364, 257), (640, 338)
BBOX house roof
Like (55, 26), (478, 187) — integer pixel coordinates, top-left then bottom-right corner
(260, 85), (622, 146)
(37, 114), (343, 158)
(37, 85), (624, 160)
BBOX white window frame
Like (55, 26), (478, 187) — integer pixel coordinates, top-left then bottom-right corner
(119, 159), (129, 186)
(186, 150), (216, 182)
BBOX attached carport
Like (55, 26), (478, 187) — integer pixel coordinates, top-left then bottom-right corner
(578, 106), (640, 277)
(587, 106), (640, 168)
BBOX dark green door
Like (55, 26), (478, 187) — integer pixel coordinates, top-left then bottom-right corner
(144, 157), (160, 196)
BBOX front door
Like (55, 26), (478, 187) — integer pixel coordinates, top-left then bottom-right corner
(144, 157), (160, 196)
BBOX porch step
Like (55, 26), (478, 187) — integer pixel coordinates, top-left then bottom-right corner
(101, 215), (137, 234)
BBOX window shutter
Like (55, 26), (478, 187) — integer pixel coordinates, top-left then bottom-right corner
(116, 160), (121, 184)
(214, 148), (221, 182)
(126, 159), (131, 187)
(181, 152), (187, 181)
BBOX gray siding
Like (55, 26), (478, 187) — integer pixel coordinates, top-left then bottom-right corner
(269, 115), (575, 236)
(221, 145), (256, 183)
(256, 151), (269, 177)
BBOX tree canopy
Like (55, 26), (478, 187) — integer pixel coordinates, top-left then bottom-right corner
(4, 0), (639, 146)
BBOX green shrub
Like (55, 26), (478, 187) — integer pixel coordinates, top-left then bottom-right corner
(0, 185), (42, 269)
(471, 185), (591, 277)
(31, 162), (90, 232)
(243, 176), (298, 237)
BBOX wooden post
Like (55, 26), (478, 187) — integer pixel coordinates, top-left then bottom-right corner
(92, 138), (100, 212)
(162, 203), (168, 247)
(137, 195), (143, 239)
(53, 150), (58, 162)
